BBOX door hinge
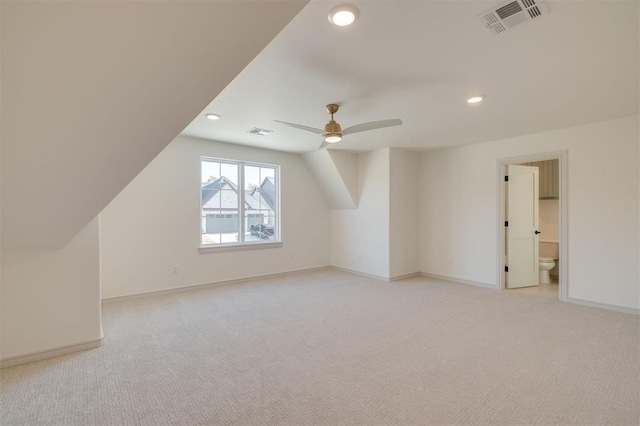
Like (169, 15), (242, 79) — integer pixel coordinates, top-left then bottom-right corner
(505, 221), (508, 227)
(505, 266), (509, 272)
(504, 176), (509, 182)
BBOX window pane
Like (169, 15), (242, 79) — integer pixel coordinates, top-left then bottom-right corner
(244, 166), (260, 191)
(201, 161), (220, 184)
(221, 163), (238, 186)
(243, 164), (277, 243)
(201, 160), (239, 245)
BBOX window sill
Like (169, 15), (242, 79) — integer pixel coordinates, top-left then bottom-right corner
(198, 241), (282, 254)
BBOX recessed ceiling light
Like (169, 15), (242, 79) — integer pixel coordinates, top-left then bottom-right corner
(466, 95), (486, 104)
(205, 113), (221, 120)
(328, 5), (359, 27)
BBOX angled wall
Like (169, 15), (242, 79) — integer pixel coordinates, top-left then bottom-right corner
(1, 218), (101, 362)
(1, 0), (308, 250)
(328, 148), (419, 280)
(303, 149), (358, 209)
(331, 149), (390, 278)
(328, 150), (359, 207)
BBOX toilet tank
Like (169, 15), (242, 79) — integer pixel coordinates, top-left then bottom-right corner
(540, 240), (559, 258)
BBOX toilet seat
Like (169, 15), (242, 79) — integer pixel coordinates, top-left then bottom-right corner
(539, 257), (555, 262)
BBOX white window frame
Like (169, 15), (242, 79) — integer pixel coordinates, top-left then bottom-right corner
(199, 157), (281, 253)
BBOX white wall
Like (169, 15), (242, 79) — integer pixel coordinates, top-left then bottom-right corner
(303, 149), (357, 209)
(331, 149), (390, 278)
(419, 115), (639, 310)
(329, 150), (359, 206)
(100, 136), (330, 299)
(389, 149), (419, 278)
(1, 218), (102, 361)
(539, 199), (559, 242)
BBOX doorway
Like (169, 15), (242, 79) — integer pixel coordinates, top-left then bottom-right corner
(497, 151), (568, 301)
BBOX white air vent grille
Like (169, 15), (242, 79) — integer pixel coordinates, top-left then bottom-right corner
(478, 0), (549, 35)
(247, 127), (273, 135)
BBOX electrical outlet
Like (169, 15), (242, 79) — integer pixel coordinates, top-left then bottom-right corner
(171, 265), (179, 274)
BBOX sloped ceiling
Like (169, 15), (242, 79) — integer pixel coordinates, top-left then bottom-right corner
(1, 0), (308, 250)
(182, 0), (639, 153)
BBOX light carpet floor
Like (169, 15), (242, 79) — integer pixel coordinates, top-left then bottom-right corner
(1, 269), (638, 425)
(512, 282), (559, 298)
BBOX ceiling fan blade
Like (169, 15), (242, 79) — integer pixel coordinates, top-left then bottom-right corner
(318, 141), (330, 149)
(273, 120), (325, 136)
(342, 119), (403, 136)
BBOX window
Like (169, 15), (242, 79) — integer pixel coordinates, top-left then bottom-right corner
(200, 158), (280, 248)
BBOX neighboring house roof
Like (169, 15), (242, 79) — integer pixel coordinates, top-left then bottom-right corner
(258, 177), (276, 211)
(202, 176), (273, 212)
(245, 190), (272, 211)
(201, 177), (239, 210)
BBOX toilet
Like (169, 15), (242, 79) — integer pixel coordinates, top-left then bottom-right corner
(538, 257), (556, 284)
(539, 241), (559, 284)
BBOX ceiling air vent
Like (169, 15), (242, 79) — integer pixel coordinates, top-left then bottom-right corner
(477, 0), (549, 34)
(247, 127), (273, 136)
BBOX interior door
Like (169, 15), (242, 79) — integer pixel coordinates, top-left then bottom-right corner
(506, 164), (540, 288)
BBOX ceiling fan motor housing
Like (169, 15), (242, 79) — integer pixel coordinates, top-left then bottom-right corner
(324, 120), (342, 134)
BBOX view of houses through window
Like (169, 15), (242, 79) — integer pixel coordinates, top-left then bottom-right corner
(200, 158), (279, 246)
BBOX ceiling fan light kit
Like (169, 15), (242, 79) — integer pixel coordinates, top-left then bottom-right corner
(324, 133), (342, 143)
(328, 4), (359, 27)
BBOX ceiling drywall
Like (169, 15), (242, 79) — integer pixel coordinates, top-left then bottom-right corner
(182, 0), (639, 153)
(1, 0), (309, 250)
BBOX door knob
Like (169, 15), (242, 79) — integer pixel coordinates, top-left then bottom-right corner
(535, 230), (541, 234)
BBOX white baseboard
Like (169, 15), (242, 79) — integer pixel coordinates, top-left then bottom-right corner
(329, 267), (419, 282)
(419, 273), (638, 315)
(105, 267), (416, 303)
(1, 338), (103, 369)
(330, 266), (390, 281)
(419, 272), (497, 289)
(329, 268), (494, 287)
(566, 297), (639, 315)
(390, 272), (420, 282)
(102, 265), (332, 303)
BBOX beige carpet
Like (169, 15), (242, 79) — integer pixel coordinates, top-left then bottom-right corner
(1, 269), (638, 425)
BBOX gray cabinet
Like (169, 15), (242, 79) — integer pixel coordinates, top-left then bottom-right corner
(526, 160), (559, 199)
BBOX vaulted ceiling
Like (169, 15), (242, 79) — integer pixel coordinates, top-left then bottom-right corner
(182, 0), (639, 153)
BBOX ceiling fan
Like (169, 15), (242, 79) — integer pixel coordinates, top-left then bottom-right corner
(274, 104), (403, 148)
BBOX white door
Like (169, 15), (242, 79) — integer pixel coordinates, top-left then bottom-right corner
(506, 164), (540, 288)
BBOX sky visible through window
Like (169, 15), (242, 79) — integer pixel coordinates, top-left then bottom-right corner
(201, 161), (238, 184)
(244, 165), (274, 190)
(201, 160), (274, 188)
